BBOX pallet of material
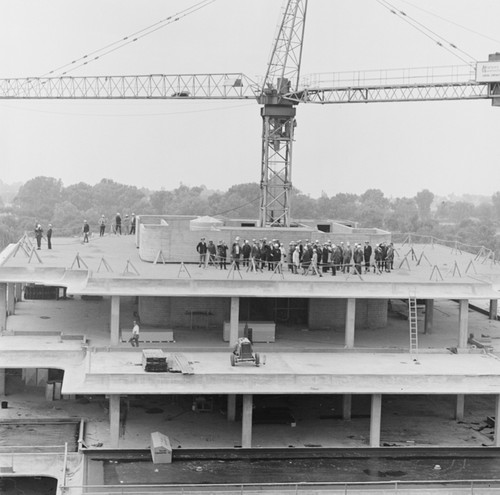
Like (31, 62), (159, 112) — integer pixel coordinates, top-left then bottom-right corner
(142, 349), (169, 372)
(170, 353), (194, 375)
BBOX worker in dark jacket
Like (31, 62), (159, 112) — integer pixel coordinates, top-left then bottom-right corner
(364, 241), (372, 273)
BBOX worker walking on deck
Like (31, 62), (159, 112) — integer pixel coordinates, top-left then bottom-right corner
(129, 320), (140, 347)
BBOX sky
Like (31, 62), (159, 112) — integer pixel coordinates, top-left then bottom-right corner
(1, 0), (500, 199)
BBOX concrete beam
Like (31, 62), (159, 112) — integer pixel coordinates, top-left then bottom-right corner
(227, 394), (236, 422)
(109, 394), (121, 447)
(345, 299), (356, 348)
(229, 297), (239, 347)
(490, 299), (498, 321)
(455, 394), (465, 422)
(458, 299), (469, 349)
(370, 394), (382, 448)
(110, 296), (120, 346)
(242, 394), (253, 448)
(6, 283), (15, 316)
(424, 299), (434, 335)
(0, 283), (6, 333)
(342, 394), (352, 421)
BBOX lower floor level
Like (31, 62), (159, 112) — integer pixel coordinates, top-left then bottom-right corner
(2, 369), (500, 450)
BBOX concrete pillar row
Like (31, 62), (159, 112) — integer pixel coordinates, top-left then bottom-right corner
(370, 393), (382, 448)
(229, 297), (240, 347)
(6, 283), (15, 316)
(242, 394), (253, 448)
(424, 299), (434, 335)
(0, 283), (7, 333)
(458, 299), (469, 349)
(109, 394), (121, 447)
(110, 296), (121, 346)
(345, 298), (356, 348)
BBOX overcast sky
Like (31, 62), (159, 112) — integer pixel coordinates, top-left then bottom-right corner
(1, 0), (500, 199)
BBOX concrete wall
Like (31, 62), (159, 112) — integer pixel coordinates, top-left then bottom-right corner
(308, 298), (388, 330)
(139, 296), (230, 328)
(139, 295), (388, 331)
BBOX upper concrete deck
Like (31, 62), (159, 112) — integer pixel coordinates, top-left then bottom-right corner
(1, 234), (499, 299)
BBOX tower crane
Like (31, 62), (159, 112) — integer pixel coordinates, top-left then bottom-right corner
(1, 0), (500, 227)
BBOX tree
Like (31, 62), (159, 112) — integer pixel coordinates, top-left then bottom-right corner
(415, 189), (434, 221)
(62, 182), (94, 212)
(14, 176), (63, 221)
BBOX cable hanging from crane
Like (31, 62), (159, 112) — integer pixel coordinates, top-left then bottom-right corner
(399, 0), (500, 47)
(375, 0), (476, 67)
(41, 0), (216, 78)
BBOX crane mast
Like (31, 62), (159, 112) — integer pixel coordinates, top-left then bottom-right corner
(258, 0), (308, 227)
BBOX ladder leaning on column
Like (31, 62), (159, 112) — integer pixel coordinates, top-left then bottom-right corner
(408, 291), (419, 358)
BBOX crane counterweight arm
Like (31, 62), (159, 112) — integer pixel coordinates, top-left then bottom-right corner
(0, 73), (260, 100)
(285, 81), (493, 104)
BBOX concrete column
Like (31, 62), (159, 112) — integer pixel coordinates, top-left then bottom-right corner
(424, 299), (434, 335)
(24, 368), (37, 387)
(110, 296), (121, 346)
(241, 394), (253, 448)
(15, 283), (23, 302)
(495, 395), (500, 447)
(36, 369), (49, 387)
(6, 283), (15, 316)
(458, 299), (469, 349)
(229, 297), (240, 347)
(455, 394), (465, 421)
(342, 394), (352, 420)
(227, 394), (236, 422)
(0, 369), (5, 395)
(370, 394), (382, 448)
(0, 283), (6, 333)
(109, 395), (121, 447)
(345, 298), (356, 349)
(489, 299), (498, 321)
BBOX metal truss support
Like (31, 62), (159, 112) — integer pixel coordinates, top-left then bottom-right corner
(259, 104), (295, 227)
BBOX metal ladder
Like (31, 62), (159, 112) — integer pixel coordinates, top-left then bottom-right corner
(408, 292), (418, 357)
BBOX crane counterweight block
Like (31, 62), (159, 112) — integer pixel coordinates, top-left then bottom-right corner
(260, 104), (296, 118)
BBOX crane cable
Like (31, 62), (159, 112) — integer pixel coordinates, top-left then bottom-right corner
(399, 0), (500, 46)
(212, 195), (261, 217)
(375, 0), (476, 67)
(41, 0), (216, 78)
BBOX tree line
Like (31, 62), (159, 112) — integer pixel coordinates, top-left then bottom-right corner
(0, 176), (499, 255)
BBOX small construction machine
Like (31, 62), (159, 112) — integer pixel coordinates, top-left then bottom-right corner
(231, 337), (262, 367)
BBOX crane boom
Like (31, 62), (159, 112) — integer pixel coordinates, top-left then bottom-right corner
(0, 73), (259, 100)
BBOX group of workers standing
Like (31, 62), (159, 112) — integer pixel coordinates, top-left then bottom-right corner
(33, 213), (137, 248)
(96, 213), (136, 237)
(196, 237), (395, 275)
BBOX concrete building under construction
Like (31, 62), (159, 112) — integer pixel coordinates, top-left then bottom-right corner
(2, 215), (500, 493)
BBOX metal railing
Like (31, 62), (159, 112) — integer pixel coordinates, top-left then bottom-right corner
(59, 479), (500, 494)
(301, 64), (476, 90)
